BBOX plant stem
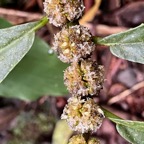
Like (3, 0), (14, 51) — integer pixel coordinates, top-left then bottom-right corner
(83, 132), (91, 142)
(101, 107), (122, 120)
(33, 16), (49, 31)
(92, 36), (103, 45)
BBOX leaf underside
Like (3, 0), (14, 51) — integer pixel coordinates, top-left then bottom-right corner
(104, 109), (144, 144)
(98, 24), (144, 64)
(117, 124), (144, 144)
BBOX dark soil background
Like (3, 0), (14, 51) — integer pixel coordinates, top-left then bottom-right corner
(0, 0), (144, 144)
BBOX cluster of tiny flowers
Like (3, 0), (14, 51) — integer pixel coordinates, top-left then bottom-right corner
(52, 25), (95, 63)
(68, 134), (100, 144)
(44, 0), (105, 143)
(43, 0), (85, 27)
(64, 59), (104, 96)
(61, 96), (104, 133)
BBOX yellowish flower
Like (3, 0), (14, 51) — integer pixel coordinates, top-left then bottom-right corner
(61, 96), (104, 133)
(68, 134), (86, 144)
(68, 135), (100, 144)
(53, 25), (95, 63)
(43, 0), (85, 27)
(64, 59), (104, 96)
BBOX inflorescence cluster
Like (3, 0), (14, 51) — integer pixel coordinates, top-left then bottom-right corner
(44, 0), (105, 143)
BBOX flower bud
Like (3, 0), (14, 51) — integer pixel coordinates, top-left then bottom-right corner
(61, 96), (104, 133)
(68, 134), (86, 144)
(43, 0), (85, 27)
(64, 59), (104, 96)
(88, 138), (100, 144)
(68, 134), (100, 144)
(52, 25), (95, 63)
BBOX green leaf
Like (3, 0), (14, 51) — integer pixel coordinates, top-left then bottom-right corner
(103, 108), (144, 132)
(0, 22), (35, 83)
(103, 108), (144, 143)
(0, 36), (68, 101)
(109, 118), (144, 132)
(117, 124), (144, 144)
(97, 24), (144, 64)
(0, 18), (67, 101)
(0, 18), (11, 28)
(0, 17), (48, 83)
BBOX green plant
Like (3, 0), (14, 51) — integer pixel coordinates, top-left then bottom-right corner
(0, 0), (144, 143)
